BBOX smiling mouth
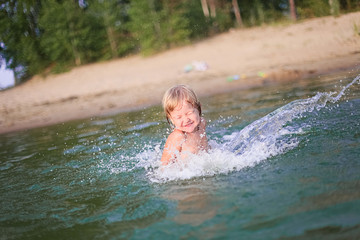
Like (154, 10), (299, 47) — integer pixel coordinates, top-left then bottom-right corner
(184, 122), (193, 128)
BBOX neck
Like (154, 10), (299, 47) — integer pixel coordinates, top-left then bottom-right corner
(184, 124), (200, 135)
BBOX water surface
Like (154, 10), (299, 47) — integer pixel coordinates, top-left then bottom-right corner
(1, 71), (360, 239)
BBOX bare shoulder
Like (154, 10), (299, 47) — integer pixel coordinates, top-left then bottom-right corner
(167, 129), (186, 143)
(161, 129), (185, 165)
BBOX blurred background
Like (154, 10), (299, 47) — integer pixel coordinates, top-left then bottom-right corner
(1, 0), (358, 88)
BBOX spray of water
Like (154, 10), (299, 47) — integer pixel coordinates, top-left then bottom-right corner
(136, 75), (360, 182)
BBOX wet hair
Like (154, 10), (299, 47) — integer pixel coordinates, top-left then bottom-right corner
(162, 85), (202, 124)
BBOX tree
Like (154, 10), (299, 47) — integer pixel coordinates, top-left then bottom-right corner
(200, 0), (210, 17)
(128, 0), (190, 55)
(87, 0), (132, 59)
(209, 0), (216, 17)
(232, 0), (243, 27)
(0, 0), (46, 81)
(39, 0), (104, 69)
(296, 0), (331, 18)
(182, 0), (210, 39)
(289, 0), (296, 20)
(200, 0), (217, 18)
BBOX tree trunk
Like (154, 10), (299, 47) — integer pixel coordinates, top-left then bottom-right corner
(289, 0), (296, 21)
(200, 0), (210, 17)
(209, 0), (216, 17)
(232, 0), (243, 27)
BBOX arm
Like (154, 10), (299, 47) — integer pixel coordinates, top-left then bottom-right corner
(161, 130), (184, 165)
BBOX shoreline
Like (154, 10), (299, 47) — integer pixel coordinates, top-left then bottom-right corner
(1, 12), (360, 135)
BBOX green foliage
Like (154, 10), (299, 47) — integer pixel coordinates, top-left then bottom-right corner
(0, 0), (47, 80)
(340, 0), (360, 12)
(87, 0), (133, 59)
(238, 0), (288, 27)
(39, 0), (104, 68)
(296, 0), (331, 18)
(162, 2), (191, 48)
(127, 0), (158, 55)
(128, 0), (190, 55)
(182, 0), (210, 39)
(330, 0), (341, 16)
(255, 0), (265, 24)
(213, 2), (233, 32)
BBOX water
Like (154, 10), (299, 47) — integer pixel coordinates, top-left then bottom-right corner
(1, 71), (360, 239)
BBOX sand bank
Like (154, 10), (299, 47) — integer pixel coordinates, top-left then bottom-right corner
(1, 12), (360, 134)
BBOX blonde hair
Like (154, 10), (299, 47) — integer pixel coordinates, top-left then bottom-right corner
(162, 85), (202, 124)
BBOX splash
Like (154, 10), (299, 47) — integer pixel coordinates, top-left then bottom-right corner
(225, 74), (360, 157)
(137, 75), (360, 182)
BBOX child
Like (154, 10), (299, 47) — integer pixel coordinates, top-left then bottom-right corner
(161, 85), (209, 165)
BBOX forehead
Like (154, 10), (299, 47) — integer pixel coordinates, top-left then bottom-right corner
(172, 100), (194, 112)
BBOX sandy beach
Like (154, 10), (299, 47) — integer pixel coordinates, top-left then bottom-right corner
(1, 12), (360, 134)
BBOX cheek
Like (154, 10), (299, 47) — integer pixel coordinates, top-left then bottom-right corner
(193, 110), (201, 121)
(191, 114), (200, 124)
(170, 118), (181, 126)
(196, 115), (201, 123)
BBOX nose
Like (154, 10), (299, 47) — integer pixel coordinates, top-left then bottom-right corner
(184, 116), (191, 123)
(180, 116), (188, 124)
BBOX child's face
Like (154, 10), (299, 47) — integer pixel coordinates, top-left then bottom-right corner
(170, 100), (201, 133)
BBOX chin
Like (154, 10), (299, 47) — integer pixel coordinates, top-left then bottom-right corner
(185, 128), (196, 133)
(184, 124), (198, 133)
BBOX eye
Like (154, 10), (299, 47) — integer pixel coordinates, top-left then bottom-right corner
(186, 110), (194, 115)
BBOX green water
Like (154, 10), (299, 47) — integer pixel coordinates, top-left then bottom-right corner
(1, 71), (360, 239)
